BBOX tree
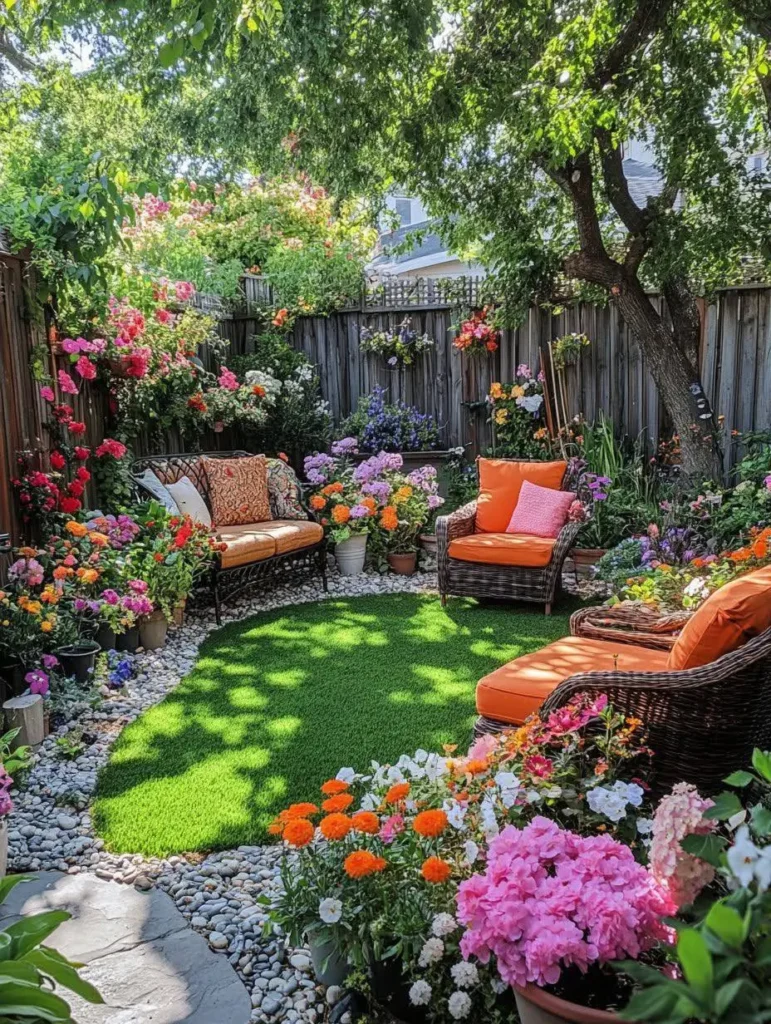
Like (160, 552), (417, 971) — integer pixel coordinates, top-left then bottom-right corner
(5, 0), (771, 477)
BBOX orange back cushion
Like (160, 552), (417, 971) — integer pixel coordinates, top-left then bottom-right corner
(668, 565), (771, 670)
(476, 458), (567, 533)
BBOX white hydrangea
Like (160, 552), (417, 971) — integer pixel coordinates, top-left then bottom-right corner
(448, 991), (473, 1019)
(450, 962), (479, 988)
(244, 368), (281, 402)
(636, 817), (654, 836)
(586, 786), (628, 822)
(418, 937), (445, 967)
(409, 981), (432, 1006)
(431, 913), (458, 938)
(463, 840), (479, 866)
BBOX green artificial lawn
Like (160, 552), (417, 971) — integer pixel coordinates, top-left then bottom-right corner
(94, 593), (574, 856)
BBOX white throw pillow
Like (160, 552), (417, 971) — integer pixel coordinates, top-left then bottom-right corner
(135, 469), (180, 514)
(165, 476), (212, 527)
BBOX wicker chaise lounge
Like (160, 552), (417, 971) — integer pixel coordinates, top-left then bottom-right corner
(133, 450), (327, 623)
(436, 458), (581, 614)
(473, 567), (771, 797)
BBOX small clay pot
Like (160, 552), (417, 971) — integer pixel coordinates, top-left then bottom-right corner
(387, 551), (417, 575)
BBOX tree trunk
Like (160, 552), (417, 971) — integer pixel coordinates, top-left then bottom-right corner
(613, 278), (717, 480)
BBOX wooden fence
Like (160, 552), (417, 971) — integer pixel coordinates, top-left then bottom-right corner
(220, 283), (771, 462)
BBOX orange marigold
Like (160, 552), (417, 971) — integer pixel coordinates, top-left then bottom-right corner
(282, 818), (315, 848)
(321, 779), (350, 796)
(320, 813), (352, 840)
(322, 482), (344, 495)
(380, 506), (398, 531)
(421, 856), (452, 883)
(65, 520), (88, 537)
(322, 793), (354, 813)
(385, 782), (411, 804)
(350, 811), (380, 835)
(344, 850), (387, 878)
(413, 809), (448, 838)
(360, 496), (377, 512)
(464, 759), (489, 775)
(331, 504), (351, 524)
(310, 495), (326, 510)
(286, 802), (319, 819)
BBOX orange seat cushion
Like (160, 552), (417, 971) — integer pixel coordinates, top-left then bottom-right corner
(476, 458), (567, 533)
(216, 525), (277, 568)
(257, 519), (324, 556)
(667, 565), (771, 670)
(477, 635), (670, 725)
(449, 533), (556, 568)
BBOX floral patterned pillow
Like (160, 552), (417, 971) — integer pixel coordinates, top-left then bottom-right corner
(201, 455), (271, 526)
(267, 459), (306, 520)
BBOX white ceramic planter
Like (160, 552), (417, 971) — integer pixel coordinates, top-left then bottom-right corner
(0, 819), (8, 879)
(335, 535), (367, 575)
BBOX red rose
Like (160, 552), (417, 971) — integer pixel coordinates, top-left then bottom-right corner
(76, 466), (91, 483)
(68, 480), (84, 498)
(60, 496), (81, 513)
(49, 451), (66, 470)
(68, 421), (87, 436)
(74, 446), (90, 461)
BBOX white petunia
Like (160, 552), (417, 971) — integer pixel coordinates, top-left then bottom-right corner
(450, 962), (479, 988)
(494, 771), (520, 809)
(480, 797), (499, 839)
(444, 800), (468, 831)
(409, 980), (432, 1006)
(360, 793), (379, 811)
(516, 394), (544, 414)
(463, 840), (479, 866)
(319, 897), (342, 924)
(727, 825), (761, 888)
(413, 748), (429, 764)
(336, 767), (356, 784)
(424, 753), (449, 782)
(386, 765), (406, 784)
(448, 991), (473, 1019)
(636, 817), (654, 836)
(432, 913), (458, 937)
(418, 937), (445, 967)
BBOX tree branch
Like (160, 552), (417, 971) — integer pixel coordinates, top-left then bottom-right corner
(0, 29), (39, 74)
(589, 0), (677, 87)
(662, 276), (701, 373)
(545, 153), (608, 256)
(595, 129), (646, 234)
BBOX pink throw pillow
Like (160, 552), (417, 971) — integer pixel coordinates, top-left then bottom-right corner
(506, 479), (576, 538)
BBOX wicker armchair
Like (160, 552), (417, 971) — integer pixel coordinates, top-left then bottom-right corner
(436, 500), (581, 615)
(477, 608), (771, 798)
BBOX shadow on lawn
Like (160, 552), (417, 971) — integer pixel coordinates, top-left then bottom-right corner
(94, 593), (576, 855)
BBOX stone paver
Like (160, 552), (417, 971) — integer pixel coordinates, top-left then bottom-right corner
(0, 872), (252, 1024)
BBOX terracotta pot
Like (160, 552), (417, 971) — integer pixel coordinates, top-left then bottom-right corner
(171, 602), (186, 628)
(419, 534), (437, 556)
(388, 551), (417, 575)
(570, 547), (608, 579)
(139, 611), (169, 651)
(55, 641), (100, 684)
(515, 984), (624, 1024)
(335, 535), (367, 575)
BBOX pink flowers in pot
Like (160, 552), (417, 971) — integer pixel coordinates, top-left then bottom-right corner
(648, 782), (716, 908)
(457, 816), (675, 989)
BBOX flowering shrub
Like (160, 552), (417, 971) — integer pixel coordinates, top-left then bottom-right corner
(648, 783), (716, 908)
(457, 818), (674, 988)
(304, 459), (378, 545)
(487, 368), (550, 460)
(340, 386), (440, 453)
(453, 307), (500, 354)
(359, 317), (435, 366)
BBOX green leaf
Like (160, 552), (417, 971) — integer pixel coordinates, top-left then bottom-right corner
(704, 902), (745, 949)
(750, 803), (771, 837)
(703, 792), (743, 821)
(723, 771), (755, 788)
(752, 749), (771, 783)
(678, 928), (713, 1004)
(158, 42), (178, 68)
(0, 981), (72, 1022)
(680, 832), (727, 867)
(24, 948), (103, 1004)
(619, 985), (684, 1021)
(0, 962), (40, 985)
(2, 911), (70, 959)
(0, 876), (34, 907)
(715, 978), (747, 1017)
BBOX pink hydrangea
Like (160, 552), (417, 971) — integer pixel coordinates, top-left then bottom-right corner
(39, 385), (55, 402)
(57, 369), (79, 395)
(218, 367), (240, 392)
(649, 783), (715, 908)
(75, 355), (97, 380)
(457, 817), (675, 989)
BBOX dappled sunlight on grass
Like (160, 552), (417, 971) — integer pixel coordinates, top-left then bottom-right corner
(93, 593), (574, 856)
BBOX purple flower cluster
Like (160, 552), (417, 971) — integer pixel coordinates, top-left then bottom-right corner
(516, 363), (533, 379)
(74, 597), (102, 615)
(331, 437), (359, 457)
(640, 524), (701, 566)
(87, 514), (140, 549)
(585, 473), (612, 502)
(107, 649), (135, 689)
(0, 765), (13, 817)
(304, 452), (336, 485)
(361, 480), (391, 502)
(356, 387), (439, 453)
(8, 557), (44, 586)
(122, 595), (153, 616)
(25, 668), (50, 695)
(349, 504), (370, 519)
(407, 465), (445, 511)
(354, 451), (404, 484)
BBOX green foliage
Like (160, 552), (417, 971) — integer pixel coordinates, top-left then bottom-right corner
(0, 874), (102, 1022)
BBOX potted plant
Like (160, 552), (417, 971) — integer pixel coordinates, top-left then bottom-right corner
(359, 318), (435, 367)
(306, 459), (379, 575)
(380, 471), (442, 575)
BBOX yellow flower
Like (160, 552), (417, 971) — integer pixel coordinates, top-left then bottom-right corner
(25, 601), (42, 615)
(489, 382), (504, 400)
(494, 408), (509, 425)
(40, 620), (54, 633)
(511, 385), (525, 399)
(1, 620), (9, 628)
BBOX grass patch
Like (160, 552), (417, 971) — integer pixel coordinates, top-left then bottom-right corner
(93, 593), (573, 856)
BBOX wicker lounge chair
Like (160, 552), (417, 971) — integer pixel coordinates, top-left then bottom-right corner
(436, 458), (581, 614)
(473, 574), (771, 798)
(132, 451), (327, 623)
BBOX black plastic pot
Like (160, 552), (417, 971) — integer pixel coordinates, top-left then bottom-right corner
(0, 663), (28, 701)
(116, 627), (140, 653)
(55, 641), (100, 684)
(95, 623), (117, 652)
(368, 955), (427, 1024)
